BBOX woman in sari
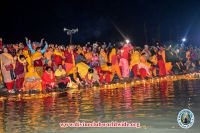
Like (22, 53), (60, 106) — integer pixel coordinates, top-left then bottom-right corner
(42, 66), (56, 91)
(31, 47), (44, 77)
(0, 47), (15, 93)
(119, 43), (133, 78)
(14, 55), (27, 91)
(55, 64), (70, 89)
(99, 48), (112, 83)
(23, 67), (42, 92)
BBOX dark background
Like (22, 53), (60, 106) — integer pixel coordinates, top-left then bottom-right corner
(1, 0), (200, 46)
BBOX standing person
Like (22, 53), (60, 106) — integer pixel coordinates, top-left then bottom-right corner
(119, 43), (133, 78)
(157, 50), (167, 76)
(109, 48), (122, 81)
(0, 47), (15, 93)
(44, 47), (54, 66)
(26, 37), (48, 77)
(31, 47), (45, 77)
(64, 46), (75, 74)
(14, 55), (27, 91)
(52, 48), (63, 70)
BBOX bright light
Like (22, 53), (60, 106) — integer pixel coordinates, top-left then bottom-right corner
(125, 39), (130, 43)
(182, 38), (186, 42)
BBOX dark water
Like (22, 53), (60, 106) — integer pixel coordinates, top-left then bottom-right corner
(0, 79), (200, 133)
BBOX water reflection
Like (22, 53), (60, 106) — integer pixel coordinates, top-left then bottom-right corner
(0, 79), (200, 133)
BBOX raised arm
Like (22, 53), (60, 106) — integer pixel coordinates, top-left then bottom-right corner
(25, 37), (35, 54)
(40, 38), (44, 46)
(41, 41), (48, 54)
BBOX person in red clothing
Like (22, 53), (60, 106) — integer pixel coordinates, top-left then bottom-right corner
(119, 43), (133, 78)
(42, 66), (56, 91)
(64, 47), (75, 74)
(52, 48), (63, 70)
(157, 50), (167, 76)
(14, 55), (27, 91)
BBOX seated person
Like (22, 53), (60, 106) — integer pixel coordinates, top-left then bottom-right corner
(85, 68), (100, 86)
(67, 66), (84, 86)
(55, 64), (70, 89)
(42, 66), (56, 91)
(23, 67), (42, 92)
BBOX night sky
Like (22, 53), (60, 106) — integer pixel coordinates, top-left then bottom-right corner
(1, 0), (200, 45)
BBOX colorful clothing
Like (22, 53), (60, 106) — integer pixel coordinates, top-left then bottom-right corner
(42, 71), (56, 90)
(0, 53), (15, 90)
(24, 67), (42, 91)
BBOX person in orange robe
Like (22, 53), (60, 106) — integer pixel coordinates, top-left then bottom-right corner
(109, 48), (122, 81)
(157, 50), (167, 76)
(64, 47), (75, 74)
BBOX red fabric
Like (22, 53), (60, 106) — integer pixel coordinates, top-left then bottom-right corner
(121, 45), (133, 60)
(64, 50), (73, 63)
(42, 71), (56, 90)
(157, 59), (166, 76)
(132, 64), (139, 78)
(105, 73), (111, 83)
(132, 64), (147, 78)
(111, 55), (118, 65)
(34, 59), (43, 67)
(14, 60), (24, 75)
(16, 77), (24, 90)
(6, 81), (14, 91)
(53, 54), (62, 65)
(139, 68), (147, 79)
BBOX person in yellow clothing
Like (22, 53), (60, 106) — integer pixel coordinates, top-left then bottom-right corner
(31, 48), (44, 77)
(130, 48), (141, 70)
(76, 62), (90, 79)
(84, 49), (93, 62)
(23, 67), (42, 92)
(55, 64), (70, 89)
(22, 49), (32, 72)
(109, 48), (122, 81)
(162, 47), (172, 74)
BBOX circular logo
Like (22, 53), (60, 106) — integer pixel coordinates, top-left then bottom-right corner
(177, 109), (194, 129)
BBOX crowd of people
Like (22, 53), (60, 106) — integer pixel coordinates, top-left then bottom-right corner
(0, 37), (200, 94)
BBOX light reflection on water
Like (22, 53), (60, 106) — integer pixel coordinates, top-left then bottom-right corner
(0, 79), (199, 133)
